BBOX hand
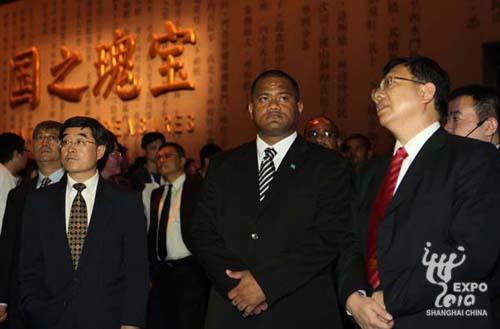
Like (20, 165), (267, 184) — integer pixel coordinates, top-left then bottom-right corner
(244, 302), (268, 317)
(346, 292), (393, 329)
(371, 291), (385, 309)
(0, 305), (7, 323)
(226, 270), (267, 317)
(120, 326), (139, 329)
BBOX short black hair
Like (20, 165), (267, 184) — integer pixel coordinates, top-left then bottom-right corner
(343, 133), (372, 151)
(141, 132), (166, 149)
(0, 132), (25, 163)
(251, 69), (301, 101)
(199, 143), (222, 166)
(159, 142), (186, 159)
(448, 84), (500, 122)
(32, 120), (63, 139)
(383, 56), (450, 117)
(60, 116), (111, 162)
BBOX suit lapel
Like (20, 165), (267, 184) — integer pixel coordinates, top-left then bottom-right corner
(52, 181), (74, 273)
(77, 177), (112, 272)
(258, 136), (308, 217)
(235, 142), (259, 220)
(385, 128), (447, 215)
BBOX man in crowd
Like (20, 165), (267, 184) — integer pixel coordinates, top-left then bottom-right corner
(144, 142), (209, 329)
(338, 56), (500, 329)
(190, 70), (351, 329)
(197, 143), (222, 179)
(18, 116), (148, 329)
(304, 115), (340, 151)
(342, 133), (373, 173)
(445, 84), (499, 148)
(444, 84), (500, 327)
(0, 121), (64, 329)
(0, 133), (28, 234)
(131, 132), (166, 191)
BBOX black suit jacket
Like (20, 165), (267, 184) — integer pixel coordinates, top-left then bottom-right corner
(148, 177), (201, 265)
(338, 129), (500, 329)
(189, 136), (351, 329)
(0, 177), (37, 306)
(18, 177), (149, 329)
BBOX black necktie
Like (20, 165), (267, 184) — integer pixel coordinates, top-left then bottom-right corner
(157, 184), (173, 261)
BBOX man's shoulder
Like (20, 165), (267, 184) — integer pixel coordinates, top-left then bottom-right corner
(209, 141), (255, 166)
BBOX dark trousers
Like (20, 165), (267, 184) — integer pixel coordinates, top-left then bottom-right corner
(147, 256), (210, 329)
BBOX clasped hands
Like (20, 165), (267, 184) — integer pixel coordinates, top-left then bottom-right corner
(346, 290), (394, 329)
(226, 269), (268, 317)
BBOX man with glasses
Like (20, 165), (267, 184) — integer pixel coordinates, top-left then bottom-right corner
(338, 56), (500, 329)
(144, 142), (209, 329)
(0, 121), (64, 329)
(18, 116), (148, 329)
(304, 115), (340, 151)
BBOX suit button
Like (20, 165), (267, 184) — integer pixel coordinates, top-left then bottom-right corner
(251, 233), (259, 240)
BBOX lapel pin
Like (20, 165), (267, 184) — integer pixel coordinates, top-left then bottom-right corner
(290, 164), (296, 170)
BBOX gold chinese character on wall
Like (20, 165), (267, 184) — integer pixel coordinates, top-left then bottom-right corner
(48, 46), (89, 102)
(93, 29), (141, 100)
(9, 47), (40, 109)
(150, 21), (196, 96)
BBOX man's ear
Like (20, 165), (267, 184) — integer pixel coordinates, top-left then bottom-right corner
(420, 83), (437, 106)
(96, 145), (106, 161)
(297, 101), (304, 115)
(248, 102), (254, 120)
(483, 117), (499, 137)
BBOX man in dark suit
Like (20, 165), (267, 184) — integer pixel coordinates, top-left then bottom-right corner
(189, 70), (351, 329)
(144, 142), (209, 329)
(339, 56), (500, 329)
(445, 84), (500, 328)
(0, 120), (64, 329)
(18, 116), (149, 329)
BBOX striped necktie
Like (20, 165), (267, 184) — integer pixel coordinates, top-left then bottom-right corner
(258, 147), (277, 202)
(39, 177), (51, 188)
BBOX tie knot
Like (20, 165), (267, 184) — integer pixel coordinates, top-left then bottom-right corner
(264, 147), (277, 160)
(73, 183), (86, 192)
(40, 177), (51, 187)
(395, 147), (408, 160)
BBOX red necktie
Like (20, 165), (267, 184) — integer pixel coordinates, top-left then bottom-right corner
(366, 147), (408, 289)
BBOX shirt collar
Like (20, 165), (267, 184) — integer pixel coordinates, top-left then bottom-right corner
(256, 131), (297, 158)
(67, 171), (99, 191)
(38, 168), (65, 186)
(168, 173), (186, 190)
(394, 121), (440, 159)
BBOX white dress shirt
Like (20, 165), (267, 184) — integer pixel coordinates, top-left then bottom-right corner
(256, 131), (297, 171)
(156, 173), (191, 261)
(393, 121), (440, 193)
(65, 172), (99, 232)
(36, 168), (65, 188)
(0, 163), (19, 233)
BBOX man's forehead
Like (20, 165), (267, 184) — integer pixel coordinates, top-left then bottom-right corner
(386, 64), (411, 77)
(63, 127), (92, 137)
(37, 128), (59, 135)
(308, 119), (332, 131)
(255, 77), (294, 92)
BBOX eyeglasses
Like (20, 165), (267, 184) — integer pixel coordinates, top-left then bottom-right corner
(60, 138), (96, 149)
(306, 130), (337, 139)
(371, 76), (426, 101)
(33, 134), (59, 143)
